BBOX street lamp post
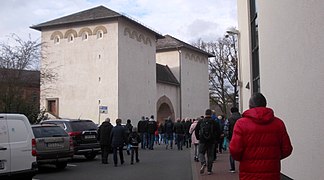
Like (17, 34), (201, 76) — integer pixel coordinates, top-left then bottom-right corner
(225, 27), (241, 111)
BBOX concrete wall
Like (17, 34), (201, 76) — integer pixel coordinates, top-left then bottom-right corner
(180, 49), (209, 118)
(40, 21), (119, 123)
(157, 49), (209, 119)
(237, 0), (251, 112)
(238, 0), (324, 179)
(117, 18), (157, 125)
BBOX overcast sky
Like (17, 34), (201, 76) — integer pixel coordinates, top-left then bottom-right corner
(0, 0), (237, 44)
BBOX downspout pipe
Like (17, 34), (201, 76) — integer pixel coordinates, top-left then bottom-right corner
(178, 48), (182, 120)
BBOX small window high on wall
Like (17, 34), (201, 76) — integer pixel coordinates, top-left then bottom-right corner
(97, 30), (103, 39)
(54, 36), (60, 44)
(82, 32), (88, 41)
(68, 34), (74, 42)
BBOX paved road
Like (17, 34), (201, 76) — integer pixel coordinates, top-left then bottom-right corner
(34, 145), (193, 180)
(191, 149), (239, 180)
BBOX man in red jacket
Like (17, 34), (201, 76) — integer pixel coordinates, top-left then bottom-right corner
(229, 93), (293, 180)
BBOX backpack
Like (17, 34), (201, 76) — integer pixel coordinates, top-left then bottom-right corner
(131, 136), (138, 144)
(166, 121), (172, 129)
(199, 119), (213, 140)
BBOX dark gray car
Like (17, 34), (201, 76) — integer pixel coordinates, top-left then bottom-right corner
(31, 124), (74, 169)
(41, 119), (100, 160)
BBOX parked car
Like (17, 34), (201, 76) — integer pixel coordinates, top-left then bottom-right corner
(41, 119), (100, 160)
(31, 124), (74, 169)
(0, 114), (37, 179)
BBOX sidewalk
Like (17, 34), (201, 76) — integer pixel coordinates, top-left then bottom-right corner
(191, 148), (239, 180)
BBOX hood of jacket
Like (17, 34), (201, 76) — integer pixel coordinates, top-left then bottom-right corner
(242, 107), (274, 125)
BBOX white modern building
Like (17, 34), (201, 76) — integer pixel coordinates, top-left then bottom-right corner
(31, 6), (211, 125)
(237, 0), (324, 179)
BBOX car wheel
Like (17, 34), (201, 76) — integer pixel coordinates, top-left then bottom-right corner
(84, 153), (97, 160)
(23, 173), (36, 180)
(38, 165), (46, 171)
(56, 162), (67, 169)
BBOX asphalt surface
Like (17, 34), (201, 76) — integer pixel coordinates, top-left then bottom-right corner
(191, 148), (239, 180)
(33, 144), (193, 180)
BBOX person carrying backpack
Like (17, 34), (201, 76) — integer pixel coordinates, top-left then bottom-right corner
(195, 109), (221, 175)
(125, 119), (133, 155)
(128, 127), (141, 164)
(164, 117), (174, 149)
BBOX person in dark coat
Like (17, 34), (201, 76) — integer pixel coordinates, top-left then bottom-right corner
(195, 109), (221, 175)
(227, 107), (241, 172)
(164, 117), (174, 149)
(174, 118), (185, 150)
(110, 118), (126, 167)
(147, 115), (157, 150)
(137, 116), (148, 149)
(184, 118), (192, 148)
(125, 119), (133, 155)
(125, 119), (133, 134)
(128, 127), (141, 164)
(97, 118), (113, 164)
(217, 115), (226, 154)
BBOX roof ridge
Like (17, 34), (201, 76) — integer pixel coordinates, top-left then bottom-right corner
(30, 5), (121, 30)
(30, 5), (163, 38)
(157, 35), (214, 57)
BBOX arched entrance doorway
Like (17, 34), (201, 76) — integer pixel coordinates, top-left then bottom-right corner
(156, 95), (175, 125)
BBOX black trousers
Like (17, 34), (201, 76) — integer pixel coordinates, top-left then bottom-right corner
(130, 147), (139, 162)
(199, 143), (215, 172)
(101, 145), (111, 163)
(218, 137), (224, 153)
(113, 145), (124, 165)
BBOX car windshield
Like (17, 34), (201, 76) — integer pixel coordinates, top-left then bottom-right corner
(70, 121), (97, 131)
(33, 126), (68, 138)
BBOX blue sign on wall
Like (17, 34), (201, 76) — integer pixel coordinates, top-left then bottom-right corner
(99, 106), (108, 114)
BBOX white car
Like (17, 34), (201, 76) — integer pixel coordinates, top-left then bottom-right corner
(0, 114), (37, 179)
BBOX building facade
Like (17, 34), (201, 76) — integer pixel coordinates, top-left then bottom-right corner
(237, 0), (324, 179)
(31, 6), (211, 125)
(156, 35), (210, 121)
(0, 69), (40, 123)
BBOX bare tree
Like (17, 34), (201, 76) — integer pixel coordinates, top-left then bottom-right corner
(0, 34), (57, 123)
(0, 34), (40, 70)
(192, 36), (238, 115)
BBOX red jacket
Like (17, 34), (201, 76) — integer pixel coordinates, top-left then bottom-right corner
(229, 107), (293, 180)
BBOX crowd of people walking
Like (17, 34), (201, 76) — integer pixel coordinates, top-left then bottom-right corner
(137, 115), (193, 151)
(97, 93), (293, 180)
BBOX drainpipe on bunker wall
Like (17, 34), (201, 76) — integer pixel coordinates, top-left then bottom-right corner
(178, 48), (182, 120)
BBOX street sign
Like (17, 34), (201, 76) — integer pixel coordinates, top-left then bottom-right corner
(99, 106), (108, 114)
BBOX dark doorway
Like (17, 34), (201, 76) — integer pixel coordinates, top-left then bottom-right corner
(157, 103), (172, 124)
